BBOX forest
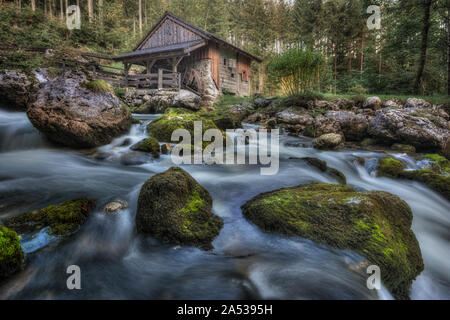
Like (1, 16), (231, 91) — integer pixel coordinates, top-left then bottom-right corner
(0, 0), (449, 98)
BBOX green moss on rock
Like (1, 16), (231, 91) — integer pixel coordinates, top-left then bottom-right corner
(81, 80), (112, 93)
(132, 137), (160, 156)
(423, 154), (450, 175)
(391, 144), (416, 153)
(378, 158), (405, 178)
(4, 199), (97, 236)
(136, 167), (223, 249)
(147, 113), (223, 144)
(0, 226), (23, 282)
(399, 170), (450, 201)
(241, 183), (424, 300)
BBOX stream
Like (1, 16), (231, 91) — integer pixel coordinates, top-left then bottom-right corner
(0, 108), (449, 300)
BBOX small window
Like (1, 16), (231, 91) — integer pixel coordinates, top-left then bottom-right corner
(223, 58), (227, 66)
(231, 73), (235, 78)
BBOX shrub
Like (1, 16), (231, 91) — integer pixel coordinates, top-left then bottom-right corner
(268, 48), (324, 96)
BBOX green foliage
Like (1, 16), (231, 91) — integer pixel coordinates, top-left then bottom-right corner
(268, 48), (324, 95)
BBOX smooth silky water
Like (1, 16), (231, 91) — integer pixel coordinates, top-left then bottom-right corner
(0, 108), (448, 299)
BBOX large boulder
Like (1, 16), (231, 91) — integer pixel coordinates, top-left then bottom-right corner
(0, 226), (23, 282)
(326, 111), (368, 141)
(3, 198), (97, 236)
(241, 183), (424, 300)
(404, 98), (431, 109)
(0, 70), (39, 110)
(313, 133), (344, 150)
(363, 96), (382, 110)
(312, 115), (341, 137)
(367, 109), (448, 151)
(442, 136), (450, 160)
(27, 72), (131, 148)
(136, 167), (223, 249)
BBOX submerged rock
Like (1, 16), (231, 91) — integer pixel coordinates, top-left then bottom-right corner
(377, 158), (405, 178)
(0, 226), (23, 282)
(3, 198), (97, 236)
(136, 167), (223, 249)
(312, 133), (343, 150)
(241, 183), (424, 300)
(131, 137), (160, 157)
(27, 72), (131, 148)
(294, 157), (347, 184)
(104, 200), (128, 215)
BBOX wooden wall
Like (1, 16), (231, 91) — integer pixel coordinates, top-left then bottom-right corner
(140, 18), (202, 49)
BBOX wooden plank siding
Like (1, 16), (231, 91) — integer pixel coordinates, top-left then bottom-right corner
(141, 18), (202, 49)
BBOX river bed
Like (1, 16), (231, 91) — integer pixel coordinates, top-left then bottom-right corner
(0, 108), (449, 300)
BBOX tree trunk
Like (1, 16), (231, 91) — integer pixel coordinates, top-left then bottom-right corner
(60, 0), (63, 20)
(44, 0), (47, 15)
(65, 0), (69, 20)
(31, 0), (35, 11)
(98, 0), (103, 26)
(447, 4), (450, 96)
(139, 0), (143, 36)
(360, 33), (364, 80)
(88, 0), (93, 23)
(414, 0), (433, 94)
(49, 0), (53, 18)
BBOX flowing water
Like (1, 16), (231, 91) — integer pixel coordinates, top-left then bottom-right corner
(0, 108), (449, 300)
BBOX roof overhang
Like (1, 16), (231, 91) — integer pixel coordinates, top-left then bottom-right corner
(114, 40), (206, 63)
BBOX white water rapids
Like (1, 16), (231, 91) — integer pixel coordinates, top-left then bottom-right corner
(0, 108), (448, 299)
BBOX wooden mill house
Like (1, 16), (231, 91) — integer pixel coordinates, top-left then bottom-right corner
(113, 12), (262, 103)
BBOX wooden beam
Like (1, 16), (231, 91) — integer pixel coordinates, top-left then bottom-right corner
(158, 68), (163, 89)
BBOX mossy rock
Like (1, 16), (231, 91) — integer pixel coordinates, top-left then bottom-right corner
(377, 158), (405, 178)
(399, 170), (450, 201)
(136, 167), (223, 249)
(81, 80), (112, 93)
(391, 144), (416, 153)
(131, 137), (160, 156)
(423, 154), (450, 175)
(147, 113), (224, 144)
(165, 107), (195, 114)
(242, 183), (424, 300)
(0, 226), (23, 282)
(4, 198), (97, 236)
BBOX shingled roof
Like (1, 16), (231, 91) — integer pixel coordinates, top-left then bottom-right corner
(133, 12), (262, 63)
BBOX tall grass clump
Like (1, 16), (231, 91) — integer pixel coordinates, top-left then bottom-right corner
(268, 48), (323, 96)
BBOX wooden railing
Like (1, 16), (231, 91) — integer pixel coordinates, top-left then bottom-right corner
(58, 59), (181, 90)
(122, 69), (181, 90)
